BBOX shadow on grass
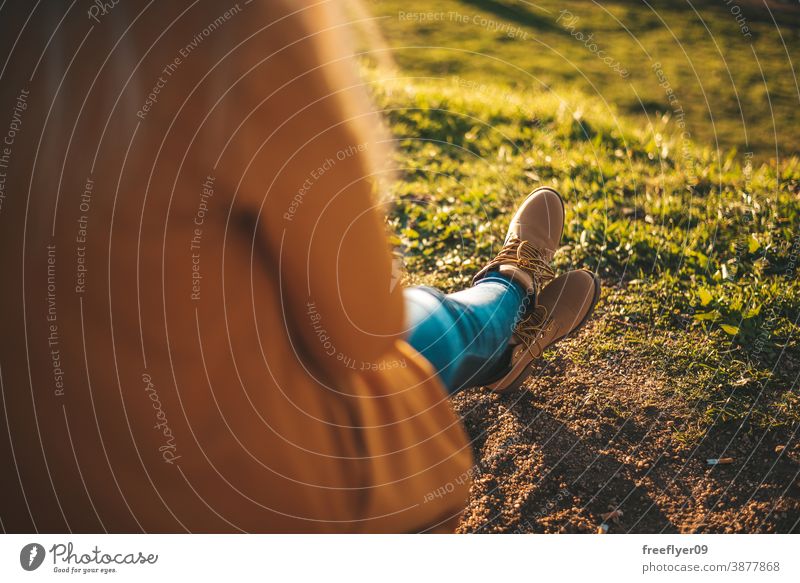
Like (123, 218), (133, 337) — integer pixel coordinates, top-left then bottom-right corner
(458, 0), (557, 34)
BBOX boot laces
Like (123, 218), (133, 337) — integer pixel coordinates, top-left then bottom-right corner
(515, 303), (555, 357)
(487, 235), (555, 292)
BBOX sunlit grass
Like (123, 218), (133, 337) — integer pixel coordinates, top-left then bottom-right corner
(373, 73), (800, 437)
(366, 0), (800, 159)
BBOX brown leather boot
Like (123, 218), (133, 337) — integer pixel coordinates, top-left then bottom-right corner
(473, 187), (564, 295)
(487, 269), (601, 394)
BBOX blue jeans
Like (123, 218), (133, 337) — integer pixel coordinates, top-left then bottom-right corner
(404, 274), (529, 394)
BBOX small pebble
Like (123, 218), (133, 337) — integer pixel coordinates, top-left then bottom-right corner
(707, 457), (734, 465)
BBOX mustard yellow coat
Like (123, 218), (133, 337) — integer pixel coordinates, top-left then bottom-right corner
(0, 1), (472, 532)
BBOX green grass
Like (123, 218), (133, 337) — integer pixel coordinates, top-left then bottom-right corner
(363, 0), (800, 159)
(370, 71), (800, 440)
(359, 0), (800, 440)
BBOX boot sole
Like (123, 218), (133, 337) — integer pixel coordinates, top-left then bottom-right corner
(488, 270), (601, 394)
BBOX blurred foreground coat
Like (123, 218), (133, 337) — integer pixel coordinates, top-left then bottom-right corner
(0, 0), (472, 532)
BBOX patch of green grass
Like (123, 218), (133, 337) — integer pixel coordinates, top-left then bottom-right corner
(363, 0), (800, 159)
(371, 73), (800, 438)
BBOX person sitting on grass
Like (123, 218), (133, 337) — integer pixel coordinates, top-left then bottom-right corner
(1, 0), (599, 534)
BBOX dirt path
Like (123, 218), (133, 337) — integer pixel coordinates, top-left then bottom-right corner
(452, 315), (800, 533)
